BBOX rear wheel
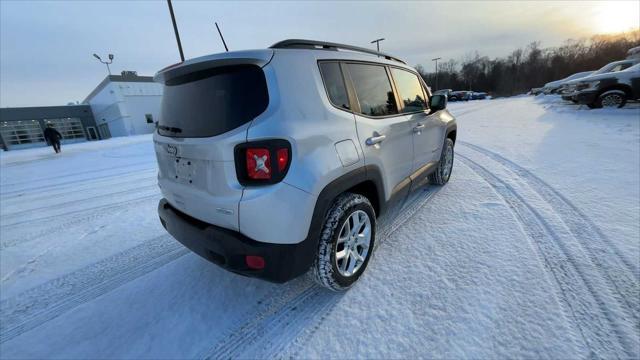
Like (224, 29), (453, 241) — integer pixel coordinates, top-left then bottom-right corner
(311, 193), (376, 291)
(429, 138), (455, 185)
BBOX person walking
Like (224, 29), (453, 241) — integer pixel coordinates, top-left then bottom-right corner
(44, 123), (63, 153)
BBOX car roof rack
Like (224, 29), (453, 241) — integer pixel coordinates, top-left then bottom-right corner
(270, 39), (406, 65)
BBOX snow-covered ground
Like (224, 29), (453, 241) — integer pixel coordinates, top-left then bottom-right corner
(1, 96), (638, 359)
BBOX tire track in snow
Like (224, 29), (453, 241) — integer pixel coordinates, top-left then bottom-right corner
(279, 186), (443, 359)
(459, 141), (640, 323)
(0, 191), (159, 228)
(0, 234), (187, 344)
(198, 186), (441, 360)
(458, 154), (636, 358)
(0, 165), (155, 197)
(0, 194), (159, 249)
(1, 160), (152, 187)
(0, 170), (156, 203)
(197, 280), (334, 360)
(2, 184), (157, 219)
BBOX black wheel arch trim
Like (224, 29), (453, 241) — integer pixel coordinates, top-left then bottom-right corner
(306, 166), (385, 240)
(446, 123), (457, 141)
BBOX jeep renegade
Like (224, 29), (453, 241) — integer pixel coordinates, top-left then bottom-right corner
(154, 40), (457, 291)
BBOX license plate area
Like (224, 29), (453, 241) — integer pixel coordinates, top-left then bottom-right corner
(173, 157), (196, 184)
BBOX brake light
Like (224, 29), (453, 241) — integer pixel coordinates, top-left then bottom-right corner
(246, 148), (271, 179)
(235, 140), (291, 185)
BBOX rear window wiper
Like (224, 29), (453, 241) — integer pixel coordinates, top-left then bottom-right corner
(158, 125), (183, 134)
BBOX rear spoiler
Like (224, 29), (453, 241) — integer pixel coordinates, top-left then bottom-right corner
(154, 49), (274, 84)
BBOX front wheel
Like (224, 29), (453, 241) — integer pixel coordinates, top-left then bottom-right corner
(593, 90), (627, 109)
(429, 138), (455, 185)
(311, 193), (376, 291)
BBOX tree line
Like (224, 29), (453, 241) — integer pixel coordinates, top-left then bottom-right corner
(415, 30), (640, 97)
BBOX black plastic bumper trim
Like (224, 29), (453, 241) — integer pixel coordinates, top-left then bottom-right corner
(158, 198), (316, 283)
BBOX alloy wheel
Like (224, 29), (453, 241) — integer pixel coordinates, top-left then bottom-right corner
(601, 94), (624, 108)
(335, 210), (372, 277)
(442, 144), (454, 180)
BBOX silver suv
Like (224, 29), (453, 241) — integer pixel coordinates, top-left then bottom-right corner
(154, 40), (457, 291)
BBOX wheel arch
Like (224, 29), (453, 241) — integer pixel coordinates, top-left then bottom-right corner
(306, 166), (385, 242)
(599, 84), (632, 99)
(446, 123), (457, 145)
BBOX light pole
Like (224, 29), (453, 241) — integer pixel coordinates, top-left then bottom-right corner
(93, 53), (114, 75)
(432, 57), (441, 91)
(371, 38), (385, 52)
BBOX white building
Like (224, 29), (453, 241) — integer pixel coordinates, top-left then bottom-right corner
(84, 71), (162, 138)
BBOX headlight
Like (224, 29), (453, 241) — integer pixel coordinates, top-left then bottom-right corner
(576, 81), (599, 91)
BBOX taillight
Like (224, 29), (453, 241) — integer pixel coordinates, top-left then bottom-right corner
(276, 148), (288, 172)
(235, 140), (291, 185)
(246, 148), (271, 180)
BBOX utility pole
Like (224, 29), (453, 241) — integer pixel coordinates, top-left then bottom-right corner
(432, 57), (441, 91)
(93, 53), (114, 75)
(167, 0), (185, 61)
(371, 38), (385, 52)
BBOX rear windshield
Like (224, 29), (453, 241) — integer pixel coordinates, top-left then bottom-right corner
(158, 65), (268, 138)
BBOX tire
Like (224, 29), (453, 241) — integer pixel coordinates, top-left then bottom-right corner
(311, 193), (376, 291)
(429, 138), (455, 185)
(450, 96), (458, 102)
(593, 90), (627, 109)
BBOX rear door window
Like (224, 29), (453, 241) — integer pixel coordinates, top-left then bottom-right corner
(158, 65), (268, 138)
(390, 68), (428, 113)
(346, 63), (399, 117)
(319, 62), (350, 110)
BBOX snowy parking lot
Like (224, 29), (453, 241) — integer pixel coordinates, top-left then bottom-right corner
(1, 96), (638, 359)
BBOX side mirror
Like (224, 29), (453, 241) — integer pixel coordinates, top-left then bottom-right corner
(429, 94), (447, 112)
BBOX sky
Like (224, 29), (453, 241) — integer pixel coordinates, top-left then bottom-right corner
(1, 0), (638, 108)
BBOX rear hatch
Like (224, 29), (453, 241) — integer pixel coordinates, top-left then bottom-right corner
(153, 50), (273, 230)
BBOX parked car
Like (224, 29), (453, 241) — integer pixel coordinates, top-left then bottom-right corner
(561, 59), (639, 101)
(627, 46), (640, 60)
(471, 92), (487, 100)
(153, 40), (457, 291)
(450, 91), (471, 101)
(530, 87), (544, 95)
(433, 89), (453, 98)
(542, 71), (594, 94)
(568, 63), (640, 108)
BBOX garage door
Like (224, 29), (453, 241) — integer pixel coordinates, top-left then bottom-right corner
(46, 118), (86, 143)
(0, 120), (46, 150)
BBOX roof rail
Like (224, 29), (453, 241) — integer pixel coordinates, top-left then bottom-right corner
(270, 39), (406, 65)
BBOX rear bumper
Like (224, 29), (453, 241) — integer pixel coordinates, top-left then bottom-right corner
(158, 198), (317, 283)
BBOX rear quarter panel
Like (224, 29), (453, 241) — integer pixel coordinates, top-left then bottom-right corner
(246, 50), (364, 196)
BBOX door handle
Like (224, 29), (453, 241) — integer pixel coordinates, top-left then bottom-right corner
(413, 123), (425, 133)
(366, 134), (386, 146)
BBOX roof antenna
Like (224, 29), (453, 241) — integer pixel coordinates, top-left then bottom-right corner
(167, 0), (185, 61)
(215, 22), (229, 52)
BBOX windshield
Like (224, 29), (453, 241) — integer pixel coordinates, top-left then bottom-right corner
(592, 61), (633, 75)
(623, 63), (640, 72)
(158, 65), (268, 138)
(565, 71), (593, 81)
